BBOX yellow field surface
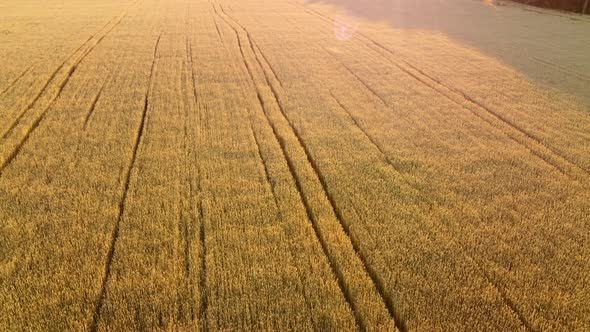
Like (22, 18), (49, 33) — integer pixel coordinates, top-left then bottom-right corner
(1, 0), (589, 330)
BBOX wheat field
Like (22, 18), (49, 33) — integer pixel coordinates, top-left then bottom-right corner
(1, 0), (589, 330)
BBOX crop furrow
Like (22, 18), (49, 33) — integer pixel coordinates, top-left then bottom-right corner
(89, 33), (161, 332)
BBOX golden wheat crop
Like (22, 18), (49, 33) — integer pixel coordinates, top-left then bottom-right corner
(1, 0), (589, 330)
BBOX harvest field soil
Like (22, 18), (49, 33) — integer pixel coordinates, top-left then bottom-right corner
(1, 0), (590, 330)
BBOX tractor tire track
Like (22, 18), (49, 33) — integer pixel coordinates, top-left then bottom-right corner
(391, 51), (585, 179)
(532, 57), (590, 83)
(0, 19), (97, 100)
(215, 5), (402, 330)
(350, 49), (543, 332)
(0, 19), (101, 100)
(286, 4), (551, 328)
(320, 34), (577, 181)
(213, 5), (316, 327)
(177, 35), (194, 324)
(250, 41), (284, 89)
(324, 50), (390, 108)
(89, 33), (161, 332)
(181, 32), (203, 324)
(248, 115), (338, 331)
(212, 17), (224, 44)
(0, 14), (123, 140)
(248, 122), (278, 203)
(468, 256), (537, 332)
(247, 4), (543, 330)
(386, 49), (590, 178)
(186, 34), (209, 328)
(83, 79), (109, 130)
(197, 200), (208, 330)
(280, 16), (419, 182)
(82, 28), (136, 132)
(250, 114), (325, 330)
(0, 9), (134, 174)
(183, 34), (194, 286)
(285, 5), (550, 328)
(296, 1), (589, 181)
(69, 36), (134, 173)
(213, 5), (367, 330)
(329, 90), (403, 174)
(330, 83), (536, 331)
(0, 0), (142, 138)
(253, 89), (365, 332)
(0, 65), (34, 97)
(365, 46), (573, 178)
(0, 18), (113, 107)
(260, 89), (406, 331)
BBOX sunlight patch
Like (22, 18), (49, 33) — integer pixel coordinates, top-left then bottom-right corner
(333, 13), (359, 41)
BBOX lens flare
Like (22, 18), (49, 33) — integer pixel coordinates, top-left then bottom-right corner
(333, 13), (359, 41)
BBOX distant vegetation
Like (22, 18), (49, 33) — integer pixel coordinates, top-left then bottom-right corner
(511, 0), (588, 13)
